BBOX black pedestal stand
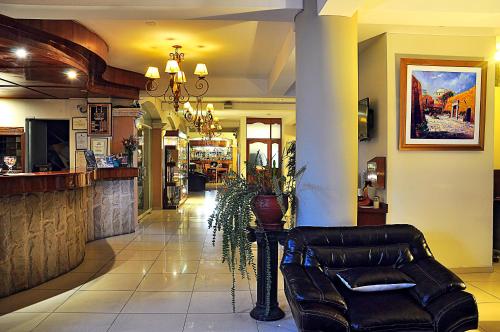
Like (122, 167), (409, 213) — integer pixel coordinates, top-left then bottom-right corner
(247, 227), (288, 321)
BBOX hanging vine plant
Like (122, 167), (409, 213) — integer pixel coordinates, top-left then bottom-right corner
(208, 141), (306, 313)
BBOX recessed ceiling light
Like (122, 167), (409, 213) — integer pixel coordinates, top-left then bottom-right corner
(14, 48), (28, 59)
(66, 70), (78, 80)
(145, 21), (157, 26)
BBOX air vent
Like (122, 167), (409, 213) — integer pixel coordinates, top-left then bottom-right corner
(224, 101), (233, 109)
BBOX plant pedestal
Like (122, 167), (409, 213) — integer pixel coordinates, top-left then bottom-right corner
(247, 227), (288, 321)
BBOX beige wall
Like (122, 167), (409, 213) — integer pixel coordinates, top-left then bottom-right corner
(0, 99), (87, 169)
(358, 34), (388, 201)
(386, 33), (495, 269)
(495, 87), (500, 169)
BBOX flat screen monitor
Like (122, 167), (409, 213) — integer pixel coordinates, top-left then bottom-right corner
(358, 98), (370, 141)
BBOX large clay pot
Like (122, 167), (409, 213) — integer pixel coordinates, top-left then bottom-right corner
(251, 195), (288, 231)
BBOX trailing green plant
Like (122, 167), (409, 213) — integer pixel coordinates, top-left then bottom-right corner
(208, 141), (305, 313)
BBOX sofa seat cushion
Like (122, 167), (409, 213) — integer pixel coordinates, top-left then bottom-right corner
(340, 288), (433, 331)
(331, 266), (416, 292)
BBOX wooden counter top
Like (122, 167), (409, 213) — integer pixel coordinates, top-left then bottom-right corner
(0, 168), (139, 196)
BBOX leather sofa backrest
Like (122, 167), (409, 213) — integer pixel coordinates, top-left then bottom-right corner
(282, 225), (433, 267)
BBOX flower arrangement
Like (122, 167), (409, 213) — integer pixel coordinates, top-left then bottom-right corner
(122, 135), (139, 167)
(122, 135), (139, 152)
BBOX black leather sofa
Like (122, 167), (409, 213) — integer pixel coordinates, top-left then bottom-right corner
(280, 225), (478, 332)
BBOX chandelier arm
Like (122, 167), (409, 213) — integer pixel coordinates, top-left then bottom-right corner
(184, 77), (210, 98)
(145, 80), (169, 98)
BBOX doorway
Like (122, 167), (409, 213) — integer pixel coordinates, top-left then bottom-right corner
(26, 119), (70, 172)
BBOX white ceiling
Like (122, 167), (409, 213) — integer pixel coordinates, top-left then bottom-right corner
(76, 19), (293, 79)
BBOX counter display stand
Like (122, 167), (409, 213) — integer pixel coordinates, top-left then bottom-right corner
(163, 130), (189, 209)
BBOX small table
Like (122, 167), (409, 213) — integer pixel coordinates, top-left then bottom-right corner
(247, 227), (288, 321)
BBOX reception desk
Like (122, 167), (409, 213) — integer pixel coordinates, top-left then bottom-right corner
(0, 168), (138, 297)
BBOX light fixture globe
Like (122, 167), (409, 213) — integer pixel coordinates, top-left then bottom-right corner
(165, 59), (180, 73)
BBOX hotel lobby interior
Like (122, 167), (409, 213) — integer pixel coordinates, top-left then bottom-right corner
(1, 0), (500, 331)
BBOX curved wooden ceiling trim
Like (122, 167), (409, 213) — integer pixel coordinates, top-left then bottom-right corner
(0, 14), (146, 99)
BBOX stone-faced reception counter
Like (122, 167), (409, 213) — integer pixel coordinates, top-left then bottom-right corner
(0, 168), (139, 297)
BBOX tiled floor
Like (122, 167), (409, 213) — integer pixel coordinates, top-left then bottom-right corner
(0, 191), (498, 331)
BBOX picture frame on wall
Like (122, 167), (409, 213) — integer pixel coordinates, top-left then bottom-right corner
(88, 103), (112, 136)
(75, 150), (87, 169)
(399, 58), (487, 151)
(75, 132), (88, 150)
(72, 117), (88, 130)
(90, 137), (108, 156)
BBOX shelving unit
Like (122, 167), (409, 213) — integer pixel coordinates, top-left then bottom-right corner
(163, 130), (189, 209)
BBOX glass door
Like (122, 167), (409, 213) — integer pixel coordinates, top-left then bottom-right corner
(246, 118), (282, 173)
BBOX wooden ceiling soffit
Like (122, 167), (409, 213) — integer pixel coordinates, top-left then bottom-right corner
(0, 14), (146, 99)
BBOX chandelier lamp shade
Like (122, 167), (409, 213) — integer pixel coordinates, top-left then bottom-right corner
(144, 45), (222, 138)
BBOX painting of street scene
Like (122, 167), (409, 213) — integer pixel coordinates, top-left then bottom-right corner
(410, 69), (479, 140)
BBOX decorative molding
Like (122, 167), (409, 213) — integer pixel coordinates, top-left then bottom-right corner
(112, 108), (144, 118)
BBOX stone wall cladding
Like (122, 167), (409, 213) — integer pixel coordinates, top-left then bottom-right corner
(0, 179), (136, 298)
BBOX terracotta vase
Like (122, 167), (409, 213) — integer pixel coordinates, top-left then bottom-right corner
(251, 195), (288, 231)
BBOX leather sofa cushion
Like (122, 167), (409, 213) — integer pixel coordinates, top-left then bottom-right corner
(305, 244), (414, 268)
(339, 288), (434, 332)
(281, 264), (348, 313)
(400, 258), (465, 306)
(329, 266), (416, 292)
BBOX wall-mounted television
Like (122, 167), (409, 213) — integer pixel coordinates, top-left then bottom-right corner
(358, 98), (374, 141)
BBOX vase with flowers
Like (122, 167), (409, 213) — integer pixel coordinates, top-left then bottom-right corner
(122, 135), (139, 167)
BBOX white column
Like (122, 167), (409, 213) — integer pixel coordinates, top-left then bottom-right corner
(295, 1), (358, 226)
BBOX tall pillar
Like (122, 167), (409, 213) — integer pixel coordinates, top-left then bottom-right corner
(295, 1), (358, 226)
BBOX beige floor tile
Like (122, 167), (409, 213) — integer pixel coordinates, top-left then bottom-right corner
(165, 242), (205, 250)
(137, 273), (196, 291)
(70, 259), (110, 273)
(478, 303), (500, 331)
(122, 291), (191, 313)
(55, 290), (133, 313)
(466, 284), (500, 303)
(169, 234), (208, 242)
(0, 290), (76, 314)
(114, 250), (162, 261)
(98, 260), (154, 274)
(470, 282), (500, 299)
(149, 259), (200, 274)
(124, 241), (167, 250)
(198, 260), (232, 274)
(194, 273), (250, 292)
(251, 290), (290, 313)
(189, 291), (253, 313)
(184, 313), (258, 332)
(256, 312), (298, 332)
(109, 313), (186, 332)
(133, 234), (172, 243)
(85, 239), (129, 250)
(84, 248), (120, 260)
(160, 249), (203, 260)
(459, 272), (500, 282)
(34, 273), (93, 291)
(80, 274), (144, 291)
(33, 313), (117, 332)
(0, 312), (49, 332)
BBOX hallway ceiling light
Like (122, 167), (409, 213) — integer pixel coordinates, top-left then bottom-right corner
(65, 69), (78, 80)
(145, 44), (222, 138)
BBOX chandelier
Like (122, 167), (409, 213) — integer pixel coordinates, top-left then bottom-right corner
(144, 45), (222, 138)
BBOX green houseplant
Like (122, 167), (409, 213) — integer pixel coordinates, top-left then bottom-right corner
(208, 141), (305, 313)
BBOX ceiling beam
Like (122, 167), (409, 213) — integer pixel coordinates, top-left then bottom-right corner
(317, 0), (365, 17)
(267, 28), (295, 96)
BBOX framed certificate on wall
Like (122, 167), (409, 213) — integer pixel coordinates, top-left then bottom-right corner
(90, 137), (108, 156)
(75, 132), (88, 150)
(88, 103), (112, 136)
(72, 117), (88, 130)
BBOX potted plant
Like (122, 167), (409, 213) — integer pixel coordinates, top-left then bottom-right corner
(122, 135), (139, 167)
(208, 141), (305, 313)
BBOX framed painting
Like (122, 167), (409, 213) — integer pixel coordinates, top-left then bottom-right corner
(88, 103), (112, 136)
(72, 117), (88, 130)
(399, 58), (487, 151)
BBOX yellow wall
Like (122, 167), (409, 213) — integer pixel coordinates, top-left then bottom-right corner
(0, 99), (87, 169)
(495, 87), (500, 169)
(385, 33), (495, 269)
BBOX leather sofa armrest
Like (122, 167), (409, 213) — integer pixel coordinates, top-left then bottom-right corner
(281, 263), (347, 313)
(400, 258), (465, 306)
